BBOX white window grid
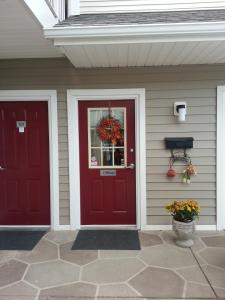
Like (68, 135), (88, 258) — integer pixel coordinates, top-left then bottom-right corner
(88, 107), (127, 169)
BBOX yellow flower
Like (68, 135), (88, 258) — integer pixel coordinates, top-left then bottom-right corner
(165, 199), (200, 220)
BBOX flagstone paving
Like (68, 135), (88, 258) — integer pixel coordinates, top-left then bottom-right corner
(0, 230), (224, 299)
(191, 231), (225, 298)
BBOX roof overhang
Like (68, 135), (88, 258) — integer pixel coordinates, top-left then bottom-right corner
(45, 22), (225, 44)
(44, 22), (225, 67)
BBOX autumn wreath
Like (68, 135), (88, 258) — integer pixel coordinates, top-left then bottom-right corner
(96, 116), (123, 145)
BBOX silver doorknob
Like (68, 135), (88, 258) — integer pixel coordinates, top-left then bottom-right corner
(126, 163), (135, 169)
(0, 166), (6, 171)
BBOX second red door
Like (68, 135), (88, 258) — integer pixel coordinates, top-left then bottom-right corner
(0, 102), (50, 225)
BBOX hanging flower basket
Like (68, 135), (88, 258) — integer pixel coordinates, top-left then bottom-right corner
(182, 163), (197, 184)
(96, 116), (123, 145)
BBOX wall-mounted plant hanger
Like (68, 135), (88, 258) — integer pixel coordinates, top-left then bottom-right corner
(165, 137), (195, 182)
(169, 148), (191, 164)
(165, 137), (194, 164)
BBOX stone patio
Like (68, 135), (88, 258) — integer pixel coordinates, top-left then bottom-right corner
(0, 230), (224, 299)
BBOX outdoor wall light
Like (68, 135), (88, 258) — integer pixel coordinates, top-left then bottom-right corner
(174, 102), (187, 122)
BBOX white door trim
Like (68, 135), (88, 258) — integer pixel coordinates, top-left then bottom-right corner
(217, 86), (225, 230)
(67, 88), (146, 230)
(0, 90), (60, 230)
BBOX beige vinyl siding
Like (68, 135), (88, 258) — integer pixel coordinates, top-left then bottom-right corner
(145, 82), (217, 224)
(0, 58), (224, 225)
(79, 0), (225, 14)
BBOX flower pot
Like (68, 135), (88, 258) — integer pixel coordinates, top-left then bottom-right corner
(167, 168), (176, 177)
(172, 218), (195, 248)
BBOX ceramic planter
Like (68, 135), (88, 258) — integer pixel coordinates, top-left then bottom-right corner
(172, 218), (195, 248)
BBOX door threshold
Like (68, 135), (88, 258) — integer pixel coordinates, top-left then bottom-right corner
(0, 226), (50, 231)
(80, 225), (138, 230)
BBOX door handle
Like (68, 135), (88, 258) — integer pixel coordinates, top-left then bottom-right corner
(126, 163), (135, 170)
(0, 166), (6, 171)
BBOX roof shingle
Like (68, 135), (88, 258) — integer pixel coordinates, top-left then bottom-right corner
(56, 9), (225, 27)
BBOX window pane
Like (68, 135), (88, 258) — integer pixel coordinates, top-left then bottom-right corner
(91, 149), (101, 166)
(114, 148), (125, 166)
(90, 110), (102, 127)
(102, 110), (110, 118)
(103, 150), (113, 166)
(102, 140), (112, 147)
(115, 129), (124, 147)
(112, 109), (124, 127)
(91, 129), (101, 147)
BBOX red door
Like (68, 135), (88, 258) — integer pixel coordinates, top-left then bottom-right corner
(79, 100), (136, 225)
(0, 102), (50, 225)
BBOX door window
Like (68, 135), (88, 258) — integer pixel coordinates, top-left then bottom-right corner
(88, 108), (126, 168)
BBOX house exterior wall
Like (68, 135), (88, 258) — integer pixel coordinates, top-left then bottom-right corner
(78, 0), (225, 14)
(0, 58), (224, 226)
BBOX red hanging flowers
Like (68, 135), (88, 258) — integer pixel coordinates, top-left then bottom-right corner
(96, 116), (123, 145)
(182, 163), (197, 184)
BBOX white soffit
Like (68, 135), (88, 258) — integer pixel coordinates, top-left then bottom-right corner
(0, 0), (62, 59)
(59, 41), (225, 68)
(45, 22), (225, 67)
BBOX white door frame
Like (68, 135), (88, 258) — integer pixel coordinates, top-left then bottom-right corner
(217, 86), (225, 230)
(0, 90), (60, 230)
(67, 89), (146, 230)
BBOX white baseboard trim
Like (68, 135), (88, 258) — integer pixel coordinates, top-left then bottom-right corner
(0, 225), (74, 231)
(5, 224), (215, 231)
(142, 225), (217, 231)
(50, 224), (219, 231)
(196, 225), (217, 230)
(0, 226), (50, 230)
(80, 225), (137, 230)
(54, 225), (71, 231)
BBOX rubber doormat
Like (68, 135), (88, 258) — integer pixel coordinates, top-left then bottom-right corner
(72, 230), (140, 250)
(0, 230), (47, 250)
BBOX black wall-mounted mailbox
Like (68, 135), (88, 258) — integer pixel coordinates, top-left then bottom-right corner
(165, 137), (194, 149)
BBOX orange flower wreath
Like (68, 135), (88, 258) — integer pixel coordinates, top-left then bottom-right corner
(96, 116), (123, 145)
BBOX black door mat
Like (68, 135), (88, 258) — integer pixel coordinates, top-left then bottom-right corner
(0, 230), (47, 250)
(72, 230), (140, 250)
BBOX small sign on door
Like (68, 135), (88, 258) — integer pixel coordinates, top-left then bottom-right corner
(100, 170), (116, 176)
(16, 121), (26, 133)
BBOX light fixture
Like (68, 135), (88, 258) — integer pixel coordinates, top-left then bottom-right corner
(174, 102), (187, 122)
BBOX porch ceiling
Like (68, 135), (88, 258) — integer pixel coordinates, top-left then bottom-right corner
(58, 40), (225, 68)
(45, 16), (225, 68)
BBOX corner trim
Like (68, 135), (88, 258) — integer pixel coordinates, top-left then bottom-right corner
(0, 90), (60, 230)
(67, 88), (146, 230)
(217, 86), (225, 230)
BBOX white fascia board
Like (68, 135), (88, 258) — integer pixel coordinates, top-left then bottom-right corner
(44, 22), (225, 45)
(23, 0), (58, 28)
